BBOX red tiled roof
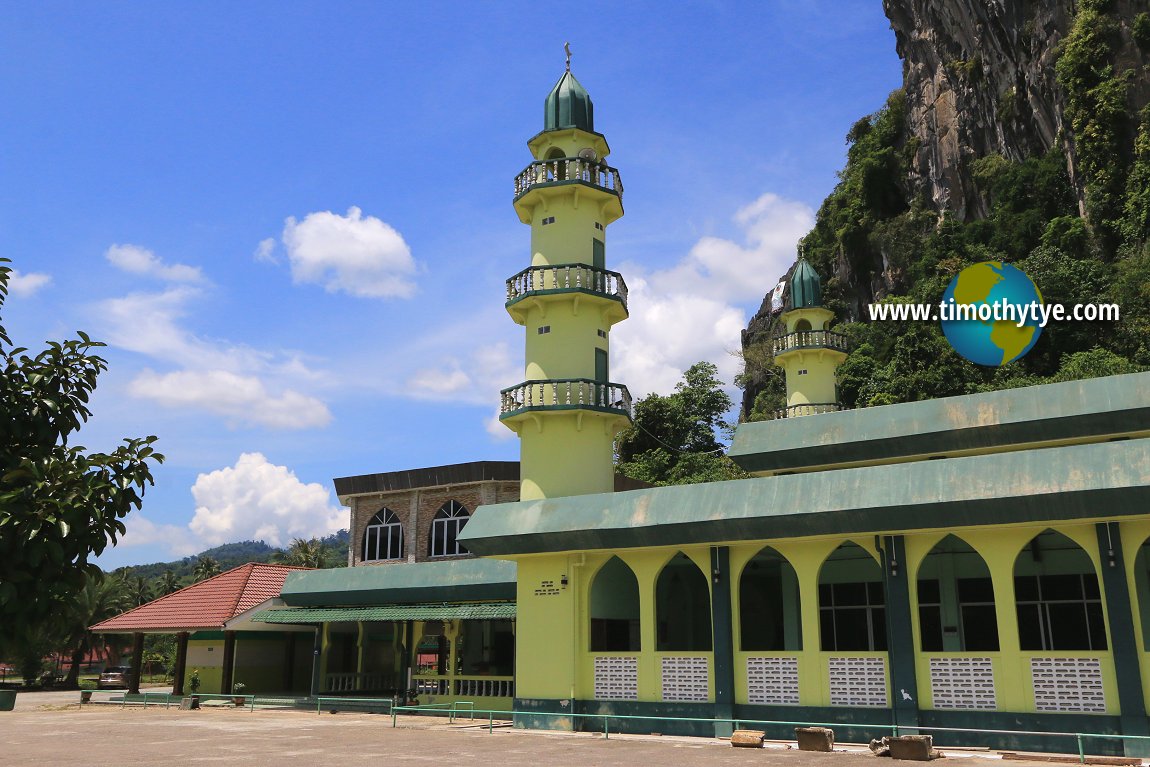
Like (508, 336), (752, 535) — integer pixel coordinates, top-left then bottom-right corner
(91, 563), (308, 633)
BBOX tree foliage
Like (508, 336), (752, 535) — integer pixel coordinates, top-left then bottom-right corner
(0, 260), (163, 654)
(616, 362), (747, 486)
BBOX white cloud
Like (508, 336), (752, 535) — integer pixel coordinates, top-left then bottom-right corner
(129, 369), (332, 430)
(254, 237), (277, 264)
(609, 193), (813, 396)
(96, 285), (332, 430)
(283, 206), (418, 298)
(612, 276), (747, 396)
(648, 193), (814, 301)
(113, 512), (201, 558)
(405, 340), (518, 406)
(189, 453), (344, 548)
(106, 243), (205, 283)
(7, 269), (52, 297)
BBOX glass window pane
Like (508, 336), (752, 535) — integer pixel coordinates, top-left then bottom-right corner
(833, 582), (867, 606)
(919, 605), (943, 651)
(1042, 574), (1084, 601)
(957, 577), (994, 603)
(960, 605), (1000, 651)
(1014, 575), (1039, 602)
(1048, 603), (1091, 650)
(831, 608), (871, 650)
(1017, 604), (1043, 650)
(1086, 602), (1108, 650)
(917, 579), (941, 604)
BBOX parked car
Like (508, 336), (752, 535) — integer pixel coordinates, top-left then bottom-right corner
(97, 666), (134, 690)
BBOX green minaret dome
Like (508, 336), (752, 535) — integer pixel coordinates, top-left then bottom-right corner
(544, 70), (594, 132)
(790, 256), (823, 309)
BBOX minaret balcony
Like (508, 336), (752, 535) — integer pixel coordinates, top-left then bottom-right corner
(774, 402), (842, 419)
(512, 157), (624, 223)
(506, 264), (628, 323)
(771, 330), (849, 357)
(500, 378), (632, 421)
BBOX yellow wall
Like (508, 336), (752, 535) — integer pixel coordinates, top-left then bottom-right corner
(513, 523), (1131, 715)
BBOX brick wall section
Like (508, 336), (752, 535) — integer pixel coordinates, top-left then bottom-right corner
(346, 480), (520, 567)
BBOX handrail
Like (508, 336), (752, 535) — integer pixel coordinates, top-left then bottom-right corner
(506, 263), (628, 308)
(771, 329), (848, 355)
(513, 157), (623, 201)
(500, 379), (632, 418)
(389, 703), (1148, 760)
(773, 403), (841, 419)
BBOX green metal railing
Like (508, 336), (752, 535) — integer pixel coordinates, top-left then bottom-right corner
(389, 704), (1150, 762)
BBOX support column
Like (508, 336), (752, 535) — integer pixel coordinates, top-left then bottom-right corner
(129, 633), (144, 695)
(881, 535), (920, 729)
(402, 621), (413, 699)
(172, 632), (189, 696)
(1096, 523), (1150, 756)
(220, 631), (236, 695)
(356, 621), (367, 692)
(710, 546), (735, 738)
(309, 628), (323, 697)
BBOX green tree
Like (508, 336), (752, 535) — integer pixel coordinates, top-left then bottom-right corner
(156, 570), (182, 596)
(274, 538), (333, 569)
(616, 362), (747, 486)
(57, 573), (133, 688)
(0, 260), (163, 656)
(191, 556), (221, 582)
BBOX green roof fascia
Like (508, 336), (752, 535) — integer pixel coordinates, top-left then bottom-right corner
(729, 372), (1150, 474)
(280, 558), (516, 607)
(459, 438), (1150, 556)
(499, 403), (632, 421)
(251, 602), (516, 624)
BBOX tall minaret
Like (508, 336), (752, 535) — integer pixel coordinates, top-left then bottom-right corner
(772, 255), (848, 417)
(500, 51), (631, 500)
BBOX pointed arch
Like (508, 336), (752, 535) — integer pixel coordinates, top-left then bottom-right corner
(916, 534), (998, 651)
(589, 556), (641, 651)
(1013, 529), (1106, 650)
(362, 508), (404, 562)
(818, 541), (886, 651)
(429, 500), (469, 557)
(738, 546), (802, 651)
(655, 552), (712, 651)
(1133, 536), (1150, 648)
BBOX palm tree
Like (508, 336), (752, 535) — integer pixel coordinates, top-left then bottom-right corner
(58, 574), (133, 688)
(157, 570), (182, 596)
(192, 556), (221, 582)
(274, 538), (331, 569)
(127, 575), (154, 607)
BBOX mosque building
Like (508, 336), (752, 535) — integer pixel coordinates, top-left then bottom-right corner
(94, 60), (1150, 756)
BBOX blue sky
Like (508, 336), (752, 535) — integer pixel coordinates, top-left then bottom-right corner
(1, 2), (902, 568)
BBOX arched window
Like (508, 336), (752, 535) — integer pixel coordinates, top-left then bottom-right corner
(1014, 529), (1106, 650)
(429, 501), (469, 557)
(362, 508), (404, 562)
(739, 546), (802, 651)
(655, 552), (712, 651)
(589, 556), (641, 651)
(819, 541), (886, 651)
(916, 535), (998, 651)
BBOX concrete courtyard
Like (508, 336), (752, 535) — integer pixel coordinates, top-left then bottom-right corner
(0, 690), (1101, 767)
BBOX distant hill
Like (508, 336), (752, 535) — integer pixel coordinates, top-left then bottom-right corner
(115, 530), (351, 585)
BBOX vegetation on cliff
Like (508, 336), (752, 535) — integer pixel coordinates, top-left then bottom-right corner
(741, 1), (1150, 418)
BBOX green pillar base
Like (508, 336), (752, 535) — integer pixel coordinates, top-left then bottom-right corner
(713, 702), (734, 738)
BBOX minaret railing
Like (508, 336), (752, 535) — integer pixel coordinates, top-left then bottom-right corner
(506, 264), (628, 308)
(771, 330), (849, 356)
(499, 379), (632, 419)
(513, 157), (623, 200)
(774, 403), (842, 419)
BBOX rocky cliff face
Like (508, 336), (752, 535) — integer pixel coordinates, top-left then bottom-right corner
(887, 0), (1148, 222)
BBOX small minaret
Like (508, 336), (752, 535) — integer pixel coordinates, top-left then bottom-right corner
(500, 50), (632, 500)
(772, 255), (848, 417)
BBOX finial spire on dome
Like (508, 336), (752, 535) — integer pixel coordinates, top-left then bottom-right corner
(565, 41), (571, 72)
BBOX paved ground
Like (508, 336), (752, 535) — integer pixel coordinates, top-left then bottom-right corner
(0, 690), (1098, 767)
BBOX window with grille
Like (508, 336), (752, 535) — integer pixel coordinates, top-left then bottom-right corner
(1015, 574), (1107, 650)
(362, 508), (404, 562)
(429, 500), (469, 557)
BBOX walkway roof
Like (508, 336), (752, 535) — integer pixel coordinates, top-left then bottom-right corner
(280, 558), (516, 606)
